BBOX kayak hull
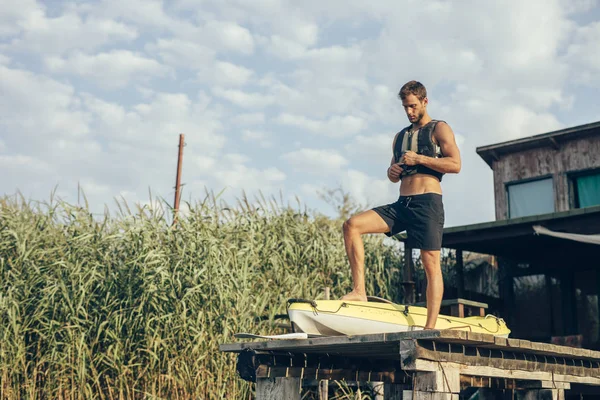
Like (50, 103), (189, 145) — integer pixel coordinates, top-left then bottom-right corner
(287, 299), (510, 337)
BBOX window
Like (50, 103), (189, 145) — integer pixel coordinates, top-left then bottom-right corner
(507, 177), (554, 218)
(573, 170), (600, 208)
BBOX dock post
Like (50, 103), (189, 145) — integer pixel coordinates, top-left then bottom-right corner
(319, 380), (328, 399)
(401, 369), (461, 400)
(256, 377), (301, 400)
(383, 383), (404, 399)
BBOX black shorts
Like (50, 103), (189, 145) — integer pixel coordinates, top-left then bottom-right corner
(372, 193), (445, 250)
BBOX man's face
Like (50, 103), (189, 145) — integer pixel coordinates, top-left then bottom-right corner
(402, 94), (427, 124)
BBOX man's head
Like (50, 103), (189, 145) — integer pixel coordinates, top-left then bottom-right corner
(398, 80), (428, 124)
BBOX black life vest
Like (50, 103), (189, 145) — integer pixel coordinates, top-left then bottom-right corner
(393, 119), (444, 181)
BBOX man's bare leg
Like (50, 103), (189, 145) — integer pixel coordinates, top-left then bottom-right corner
(341, 210), (390, 301)
(421, 249), (443, 329)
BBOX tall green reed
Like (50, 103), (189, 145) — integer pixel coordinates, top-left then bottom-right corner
(0, 191), (404, 399)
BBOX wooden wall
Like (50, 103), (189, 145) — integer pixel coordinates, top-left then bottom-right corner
(492, 135), (600, 220)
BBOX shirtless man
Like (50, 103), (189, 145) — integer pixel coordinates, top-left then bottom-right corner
(341, 80), (461, 329)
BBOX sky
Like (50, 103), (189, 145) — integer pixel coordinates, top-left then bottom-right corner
(1, 0), (600, 228)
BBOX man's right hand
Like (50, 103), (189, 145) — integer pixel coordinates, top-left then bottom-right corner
(388, 163), (403, 182)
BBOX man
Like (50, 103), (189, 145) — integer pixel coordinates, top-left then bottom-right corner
(341, 80), (461, 329)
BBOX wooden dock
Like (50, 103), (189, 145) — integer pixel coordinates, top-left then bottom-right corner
(220, 330), (600, 399)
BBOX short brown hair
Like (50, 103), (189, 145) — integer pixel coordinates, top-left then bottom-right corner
(398, 80), (427, 101)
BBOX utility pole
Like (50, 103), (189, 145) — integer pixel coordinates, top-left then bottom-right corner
(173, 133), (185, 225)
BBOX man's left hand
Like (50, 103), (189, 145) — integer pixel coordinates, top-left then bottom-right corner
(401, 151), (421, 166)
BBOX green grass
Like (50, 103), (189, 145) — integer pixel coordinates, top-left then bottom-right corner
(0, 191), (405, 399)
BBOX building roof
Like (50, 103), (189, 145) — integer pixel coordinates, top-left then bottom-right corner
(394, 205), (600, 268)
(476, 120), (600, 168)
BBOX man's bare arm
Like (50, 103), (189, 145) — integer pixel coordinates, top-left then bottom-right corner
(387, 131), (402, 183)
(403, 122), (461, 174)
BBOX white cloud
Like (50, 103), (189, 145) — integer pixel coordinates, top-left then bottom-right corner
(283, 148), (348, 175)
(0, 139), (5, 152)
(265, 35), (311, 59)
(340, 169), (398, 209)
(566, 21), (600, 85)
(84, 91), (226, 153)
(197, 1), (317, 48)
(300, 183), (322, 198)
(213, 164), (286, 192)
(0, 154), (50, 172)
(215, 61), (254, 86)
(79, 0), (181, 32)
(197, 61), (255, 87)
(495, 106), (563, 141)
(345, 134), (393, 163)
(515, 87), (573, 110)
(257, 74), (367, 116)
(242, 130), (272, 148)
(45, 50), (171, 89)
(79, 178), (111, 196)
(203, 20), (255, 55)
(0, 61), (228, 210)
(233, 113), (266, 125)
(224, 153), (251, 165)
(195, 156), (216, 172)
(89, 3), (254, 55)
(6, 11), (137, 55)
(184, 151), (287, 201)
(0, 65), (90, 142)
(275, 113), (367, 137)
(560, 0), (599, 14)
(0, 0), (41, 37)
(212, 87), (275, 108)
(444, 84), (564, 145)
(146, 39), (215, 69)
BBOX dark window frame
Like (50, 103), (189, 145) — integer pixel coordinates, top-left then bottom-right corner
(568, 167), (600, 209)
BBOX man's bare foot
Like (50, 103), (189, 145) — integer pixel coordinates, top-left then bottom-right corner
(341, 290), (367, 302)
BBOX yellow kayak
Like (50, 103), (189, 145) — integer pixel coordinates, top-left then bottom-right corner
(287, 298), (510, 337)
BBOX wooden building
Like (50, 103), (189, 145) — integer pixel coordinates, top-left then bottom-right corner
(403, 121), (600, 349)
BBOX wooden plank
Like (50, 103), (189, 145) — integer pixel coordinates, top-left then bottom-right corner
(406, 359), (600, 385)
(431, 334), (600, 361)
(414, 370), (461, 393)
(220, 330), (443, 353)
(415, 298), (489, 309)
(466, 332), (495, 344)
(383, 384), (404, 400)
(519, 339), (533, 350)
(408, 343), (599, 378)
(222, 330), (600, 360)
(402, 390), (459, 400)
(255, 365), (409, 384)
(256, 377), (301, 400)
(433, 330), (468, 342)
(459, 376), (570, 390)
